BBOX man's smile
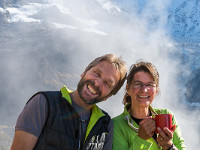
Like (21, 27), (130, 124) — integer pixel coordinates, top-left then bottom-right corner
(87, 84), (98, 95)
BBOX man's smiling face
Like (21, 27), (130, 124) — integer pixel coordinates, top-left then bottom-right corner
(77, 61), (120, 105)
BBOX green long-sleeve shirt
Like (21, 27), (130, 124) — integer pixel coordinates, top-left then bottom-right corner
(112, 105), (186, 150)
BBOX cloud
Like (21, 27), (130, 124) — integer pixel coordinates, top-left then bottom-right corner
(0, 0), (199, 149)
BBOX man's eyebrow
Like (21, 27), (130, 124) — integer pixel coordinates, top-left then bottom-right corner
(133, 80), (142, 83)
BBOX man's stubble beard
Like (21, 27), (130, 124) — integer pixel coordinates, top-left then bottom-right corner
(77, 78), (107, 105)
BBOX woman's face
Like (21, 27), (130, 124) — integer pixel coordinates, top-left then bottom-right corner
(127, 71), (158, 108)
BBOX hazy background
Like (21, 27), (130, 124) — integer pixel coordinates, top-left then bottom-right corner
(0, 0), (200, 149)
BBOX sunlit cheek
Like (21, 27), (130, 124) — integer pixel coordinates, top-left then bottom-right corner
(151, 89), (157, 98)
(150, 88), (157, 92)
(107, 88), (113, 96)
(132, 87), (139, 92)
(102, 86), (110, 96)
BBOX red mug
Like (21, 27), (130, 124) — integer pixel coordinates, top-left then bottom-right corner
(153, 114), (175, 133)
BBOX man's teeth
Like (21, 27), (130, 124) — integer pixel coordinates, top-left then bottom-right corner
(88, 85), (97, 94)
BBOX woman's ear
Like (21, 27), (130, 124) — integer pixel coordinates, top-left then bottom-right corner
(156, 87), (160, 96)
(126, 84), (130, 96)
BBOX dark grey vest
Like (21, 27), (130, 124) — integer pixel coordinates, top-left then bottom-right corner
(30, 91), (110, 150)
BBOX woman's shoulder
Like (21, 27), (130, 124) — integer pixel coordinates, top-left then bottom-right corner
(112, 113), (124, 121)
(112, 113), (131, 133)
(154, 108), (174, 115)
(112, 112), (128, 125)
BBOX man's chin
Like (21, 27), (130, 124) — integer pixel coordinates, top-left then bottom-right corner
(82, 98), (102, 105)
(79, 92), (104, 105)
(82, 99), (96, 105)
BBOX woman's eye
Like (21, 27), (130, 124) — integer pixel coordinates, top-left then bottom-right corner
(134, 83), (141, 86)
(146, 84), (152, 87)
(147, 84), (156, 87)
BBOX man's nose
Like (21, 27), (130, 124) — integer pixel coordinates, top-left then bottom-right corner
(95, 78), (103, 87)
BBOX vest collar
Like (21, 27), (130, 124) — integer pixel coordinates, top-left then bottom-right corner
(61, 86), (105, 120)
(60, 86), (73, 104)
(61, 85), (106, 141)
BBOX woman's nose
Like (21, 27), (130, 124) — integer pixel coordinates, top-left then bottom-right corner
(140, 85), (148, 92)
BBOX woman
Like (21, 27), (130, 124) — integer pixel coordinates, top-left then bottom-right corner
(112, 61), (186, 150)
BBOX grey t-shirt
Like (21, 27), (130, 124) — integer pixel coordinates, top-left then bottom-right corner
(15, 93), (113, 149)
(15, 94), (48, 137)
(72, 100), (91, 144)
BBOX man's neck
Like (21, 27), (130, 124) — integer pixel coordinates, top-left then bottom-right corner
(69, 91), (93, 111)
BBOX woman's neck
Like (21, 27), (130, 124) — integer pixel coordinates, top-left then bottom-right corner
(129, 104), (150, 119)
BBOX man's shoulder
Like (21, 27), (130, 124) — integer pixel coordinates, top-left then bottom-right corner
(30, 91), (61, 101)
(36, 91), (61, 97)
(100, 109), (109, 117)
(92, 105), (110, 117)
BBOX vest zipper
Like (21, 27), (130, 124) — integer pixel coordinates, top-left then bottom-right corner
(78, 118), (82, 150)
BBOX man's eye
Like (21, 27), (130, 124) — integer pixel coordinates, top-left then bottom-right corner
(103, 81), (109, 88)
(94, 71), (100, 77)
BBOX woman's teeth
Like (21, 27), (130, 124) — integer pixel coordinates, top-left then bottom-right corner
(138, 95), (149, 99)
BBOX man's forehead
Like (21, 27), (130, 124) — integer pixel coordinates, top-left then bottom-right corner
(94, 61), (120, 82)
(94, 61), (117, 72)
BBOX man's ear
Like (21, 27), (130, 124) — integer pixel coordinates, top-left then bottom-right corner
(103, 94), (112, 101)
(81, 72), (85, 77)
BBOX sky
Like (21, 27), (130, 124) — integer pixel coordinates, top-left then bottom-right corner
(0, 0), (199, 149)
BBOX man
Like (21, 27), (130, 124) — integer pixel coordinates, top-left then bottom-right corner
(11, 54), (127, 150)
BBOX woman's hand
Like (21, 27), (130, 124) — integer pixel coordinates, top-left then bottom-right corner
(157, 126), (176, 150)
(138, 117), (156, 140)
